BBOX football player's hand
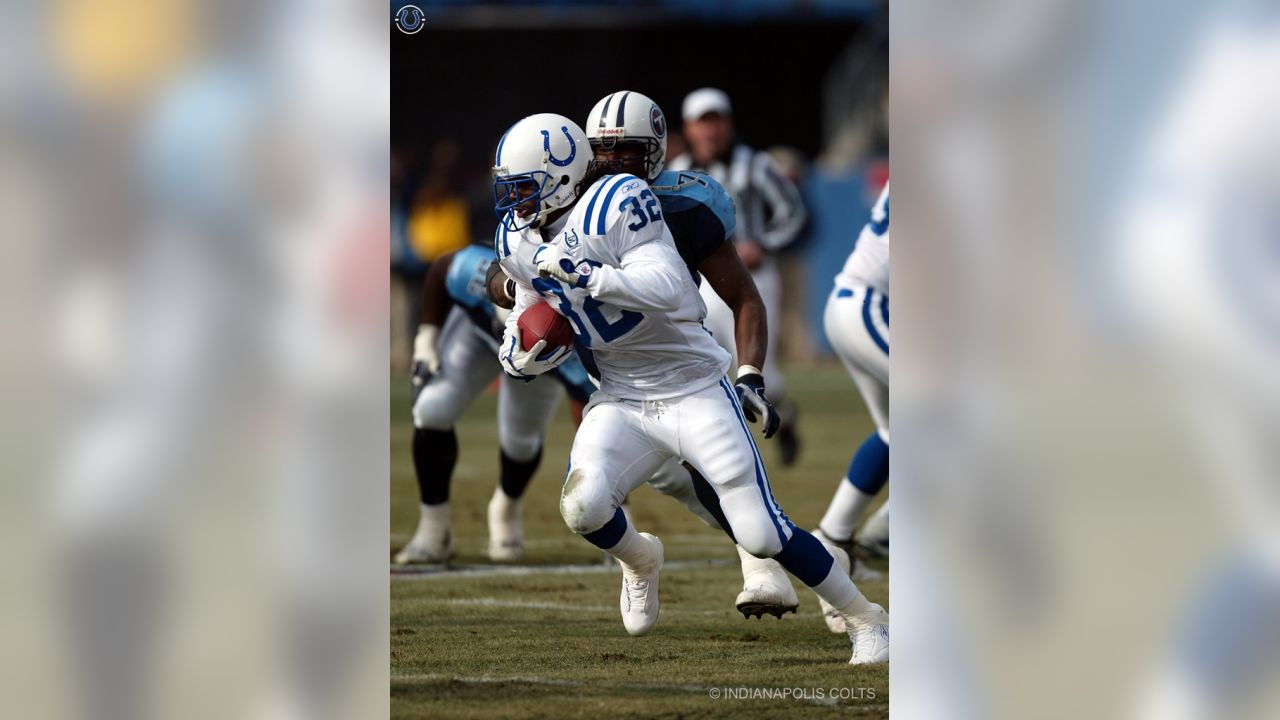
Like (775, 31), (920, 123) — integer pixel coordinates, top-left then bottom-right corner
(500, 330), (571, 379)
(734, 366), (780, 438)
(411, 324), (441, 398)
(536, 244), (591, 288)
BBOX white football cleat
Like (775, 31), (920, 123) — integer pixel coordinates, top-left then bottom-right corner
(619, 533), (663, 636)
(734, 546), (799, 619)
(394, 502), (455, 565)
(486, 489), (524, 561)
(845, 603), (890, 665)
(812, 530), (853, 633)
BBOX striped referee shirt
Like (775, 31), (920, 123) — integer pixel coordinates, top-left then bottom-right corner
(667, 144), (807, 253)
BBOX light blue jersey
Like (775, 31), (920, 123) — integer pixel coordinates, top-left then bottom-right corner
(445, 244), (498, 318)
(649, 170), (737, 277)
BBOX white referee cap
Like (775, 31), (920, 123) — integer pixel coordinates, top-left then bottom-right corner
(682, 88), (733, 121)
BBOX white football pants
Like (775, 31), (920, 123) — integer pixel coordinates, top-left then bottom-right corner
(824, 284), (889, 438)
(562, 377), (794, 558)
(412, 309), (560, 461)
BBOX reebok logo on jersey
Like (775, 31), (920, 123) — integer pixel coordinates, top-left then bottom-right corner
(622, 181), (639, 193)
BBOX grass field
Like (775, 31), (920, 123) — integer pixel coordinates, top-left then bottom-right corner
(390, 364), (888, 719)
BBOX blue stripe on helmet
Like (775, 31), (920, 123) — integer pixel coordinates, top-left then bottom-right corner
(615, 91), (631, 127)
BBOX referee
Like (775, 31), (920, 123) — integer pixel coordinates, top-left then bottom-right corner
(668, 88), (808, 464)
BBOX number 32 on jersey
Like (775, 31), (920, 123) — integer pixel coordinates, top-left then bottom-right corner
(532, 272), (643, 347)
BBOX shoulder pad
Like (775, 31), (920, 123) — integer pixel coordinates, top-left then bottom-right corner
(446, 245), (495, 308)
(578, 173), (645, 236)
(651, 170), (735, 239)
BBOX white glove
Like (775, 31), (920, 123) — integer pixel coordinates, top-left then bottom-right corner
(411, 324), (441, 397)
(536, 244), (594, 289)
(500, 329), (571, 380)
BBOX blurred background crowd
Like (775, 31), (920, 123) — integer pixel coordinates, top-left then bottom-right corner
(389, 0), (888, 373)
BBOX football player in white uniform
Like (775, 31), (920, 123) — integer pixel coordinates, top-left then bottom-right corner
(813, 182), (890, 632)
(394, 246), (596, 565)
(491, 113), (888, 663)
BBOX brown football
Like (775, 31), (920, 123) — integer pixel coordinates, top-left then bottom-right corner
(518, 301), (575, 352)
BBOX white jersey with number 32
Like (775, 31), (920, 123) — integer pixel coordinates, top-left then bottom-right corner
(497, 173), (731, 401)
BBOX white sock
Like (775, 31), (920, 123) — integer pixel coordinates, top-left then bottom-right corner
(490, 489), (520, 520)
(807, 555), (856, 609)
(736, 544), (780, 580)
(607, 523), (658, 573)
(419, 502), (449, 530)
(819, 480), (874, 542)
(859, 500), (889, 543)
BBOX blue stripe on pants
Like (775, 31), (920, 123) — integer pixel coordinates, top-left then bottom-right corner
(717, 378), (789, 545)
(862, 288), (889, 355)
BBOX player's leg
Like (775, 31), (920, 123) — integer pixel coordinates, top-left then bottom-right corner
(646, 458), (720, 528)
(488, 374), (562, 560)
(820, 284), (890, 548)
(858, 499), (890, 557)
(677, 378), (889, 664)
(562, 394), (669, 635)
(645, 458), (799, 618)
(397, 315), (497, 564)
(751, 262), (802, 465)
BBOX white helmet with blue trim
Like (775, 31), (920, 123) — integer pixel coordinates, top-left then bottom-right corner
(585, 90), (667, 181)
(492, 113), (590, 231)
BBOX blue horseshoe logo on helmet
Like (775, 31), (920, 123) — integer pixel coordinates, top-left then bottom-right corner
(541, 126), (577, 167)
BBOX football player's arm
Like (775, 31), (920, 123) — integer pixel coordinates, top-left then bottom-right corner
(698, 242), (767, 370)
(585, 237), (687, 313)
(485, 261), (517, 310)
(752, 153), (807, 252)
(498, 283), (569, 379)
(419, 251), (456, 326)
(410, 251), (457, 387)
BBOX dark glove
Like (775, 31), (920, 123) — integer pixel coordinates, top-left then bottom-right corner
(735, 370), (780, 439)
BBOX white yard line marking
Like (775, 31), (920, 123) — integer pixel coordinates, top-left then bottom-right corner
(391, 558), (733, 580)
(408, 596), (728, 616)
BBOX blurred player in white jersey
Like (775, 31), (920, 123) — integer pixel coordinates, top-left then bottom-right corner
(491, 112), (888, 663)
(668, 88), (808, 465)
(395, 246), (596, 564)
(813, 182), (890, 632)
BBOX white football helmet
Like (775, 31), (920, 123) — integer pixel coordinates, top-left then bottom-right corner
(585, 91), (668, 181)
(492, 113), (590, 231)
